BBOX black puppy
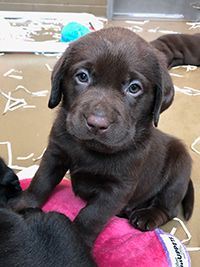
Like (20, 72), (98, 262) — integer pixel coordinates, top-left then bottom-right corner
(10, 28), (195, 249)
(150, 33), (200, 68)
(0, 158), (97, 267)
(0, 157), (22, 203)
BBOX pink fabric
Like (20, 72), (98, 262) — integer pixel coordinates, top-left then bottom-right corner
(20, 178), (169, 267)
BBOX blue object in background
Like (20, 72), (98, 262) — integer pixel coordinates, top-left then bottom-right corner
(61, 22), (91, 42)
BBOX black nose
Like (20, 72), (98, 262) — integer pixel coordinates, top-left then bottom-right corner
(86, 114), (110, 135)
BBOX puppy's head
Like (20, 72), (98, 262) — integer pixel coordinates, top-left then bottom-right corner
(49, 27), (174, 153)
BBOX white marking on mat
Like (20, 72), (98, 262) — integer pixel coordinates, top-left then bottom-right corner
(33, 148), (46, 162)
(17, 153), (34, 160)
(0, 141), (25, 170)
(3, 69), (23, 79)
(170, 73), (184, 77)
(191, 136), (200, 155)
(173, 217), (191, 243)
(174, 85), (200, 96)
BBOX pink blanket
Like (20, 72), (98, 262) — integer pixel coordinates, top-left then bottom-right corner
(20, 178), (190, 267)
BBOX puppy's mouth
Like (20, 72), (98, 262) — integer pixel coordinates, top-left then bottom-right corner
(70, 132), (133, 154)
(67, 114), (135, 153)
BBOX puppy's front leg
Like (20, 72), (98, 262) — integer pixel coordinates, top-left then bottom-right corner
(9, 144), (69, 211)
(73, 186), (129, 250)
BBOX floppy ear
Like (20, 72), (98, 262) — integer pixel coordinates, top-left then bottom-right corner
(153, 85), (163, 127)
(153, 60), (174, 127)
(48, 53), (68, 109)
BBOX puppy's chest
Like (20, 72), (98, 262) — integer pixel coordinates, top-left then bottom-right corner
(69, 151), (122, 177)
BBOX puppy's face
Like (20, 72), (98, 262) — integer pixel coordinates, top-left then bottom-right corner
(49, 28), (174, 153)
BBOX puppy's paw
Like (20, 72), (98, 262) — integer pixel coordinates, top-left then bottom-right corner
(8, 192), (40, 212)
(129, 206), (169, 231)
(73, 219), (95, 252)
(8, 194), (27, 211)
(74, 228), (95, 252)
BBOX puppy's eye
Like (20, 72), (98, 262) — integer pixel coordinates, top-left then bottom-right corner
(75, 71), (89, 84)
(127, 81), (142, 96)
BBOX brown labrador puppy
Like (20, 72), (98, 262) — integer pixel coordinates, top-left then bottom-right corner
(11, 27), (195, 249)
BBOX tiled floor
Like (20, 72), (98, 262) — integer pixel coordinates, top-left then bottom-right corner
(0, 17), (199, 266)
